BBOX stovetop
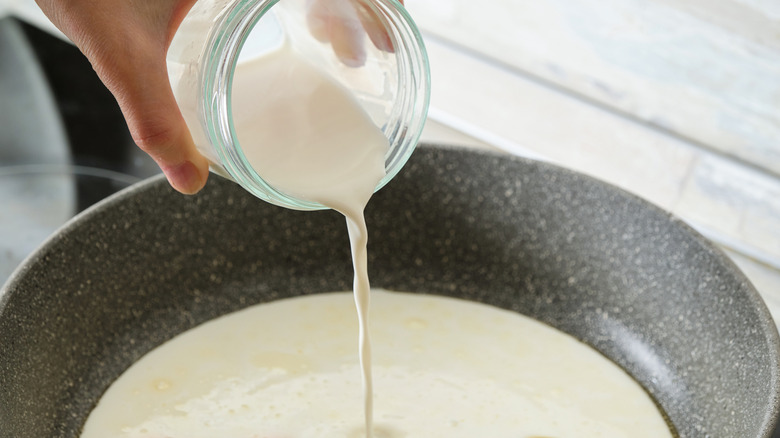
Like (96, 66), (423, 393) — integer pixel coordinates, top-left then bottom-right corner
(0, 17), (160, 283)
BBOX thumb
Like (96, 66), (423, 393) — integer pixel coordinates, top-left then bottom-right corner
(107, 57), (210, 194)
(34, 0), (209, 194)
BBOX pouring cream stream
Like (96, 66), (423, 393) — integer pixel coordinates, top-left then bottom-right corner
(231, 44), (388, 437)
(79, 35), (673, 438)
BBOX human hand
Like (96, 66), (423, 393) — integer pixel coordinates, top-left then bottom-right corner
(35, 0), (210, 194)
(307, 0), (405, 67)
(34, 0), (405, 195)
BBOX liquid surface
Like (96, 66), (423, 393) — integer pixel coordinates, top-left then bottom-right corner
(80, 291), (673, 438)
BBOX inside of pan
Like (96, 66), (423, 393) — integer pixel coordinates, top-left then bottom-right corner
(0, 147), (777, 438)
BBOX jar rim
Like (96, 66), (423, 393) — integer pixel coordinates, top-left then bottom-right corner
(201, 0), (430, 211)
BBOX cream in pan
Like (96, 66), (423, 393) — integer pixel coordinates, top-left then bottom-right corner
(81, 291), (673, 437)
(82, 44), (672, 437)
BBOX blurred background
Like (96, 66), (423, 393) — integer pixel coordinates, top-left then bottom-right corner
(1, 1), (778, 329)
(405, 0), (780, 324)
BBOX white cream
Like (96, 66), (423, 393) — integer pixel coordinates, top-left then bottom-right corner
(80, 291), (673, 438)
(170, 26), (388, 435)
(229, 44), (388, 437)
(95, 29), (674, 438)
(231, 44), (388, 217)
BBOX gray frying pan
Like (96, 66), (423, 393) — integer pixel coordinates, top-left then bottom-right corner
(1, 145), (778, 437)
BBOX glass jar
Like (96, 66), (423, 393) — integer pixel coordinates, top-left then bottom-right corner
(167, 0), (430, 210)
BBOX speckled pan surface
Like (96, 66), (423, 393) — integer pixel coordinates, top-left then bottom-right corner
(1, 145), (778, 437)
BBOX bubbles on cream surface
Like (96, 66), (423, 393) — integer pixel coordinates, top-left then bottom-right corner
(80, 291), (673, 438)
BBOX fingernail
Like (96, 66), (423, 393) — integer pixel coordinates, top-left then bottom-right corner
(377, 32), (394, 53)
(339, 51), (367, 67)
(354, 4), (395, 53)
(163, 160), (206, 194)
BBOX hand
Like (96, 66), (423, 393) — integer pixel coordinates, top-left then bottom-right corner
(308, 0), (404, 67)
(35, 0), (209, 194)
(34, 0), (405, 195)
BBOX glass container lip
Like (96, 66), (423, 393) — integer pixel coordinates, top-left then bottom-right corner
(371, 0), (431, 194)
(203, 0), (430, 211)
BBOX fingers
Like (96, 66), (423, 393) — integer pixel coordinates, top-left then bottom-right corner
(307, 0), (405, 65)
(308, 0), (366, 67)
(352, 0), (394, 53)
(306, 0), (331, 42)
(112, 1), (209, 194)
(93, 37), (209, 194)
(328, 0), (367, 67)
(113, 59), (210, 194)
(35, 0), (209, 195)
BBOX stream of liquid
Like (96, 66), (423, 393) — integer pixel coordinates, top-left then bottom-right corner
(231, 44), (388, 437)
(81, 44), (673, 438)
